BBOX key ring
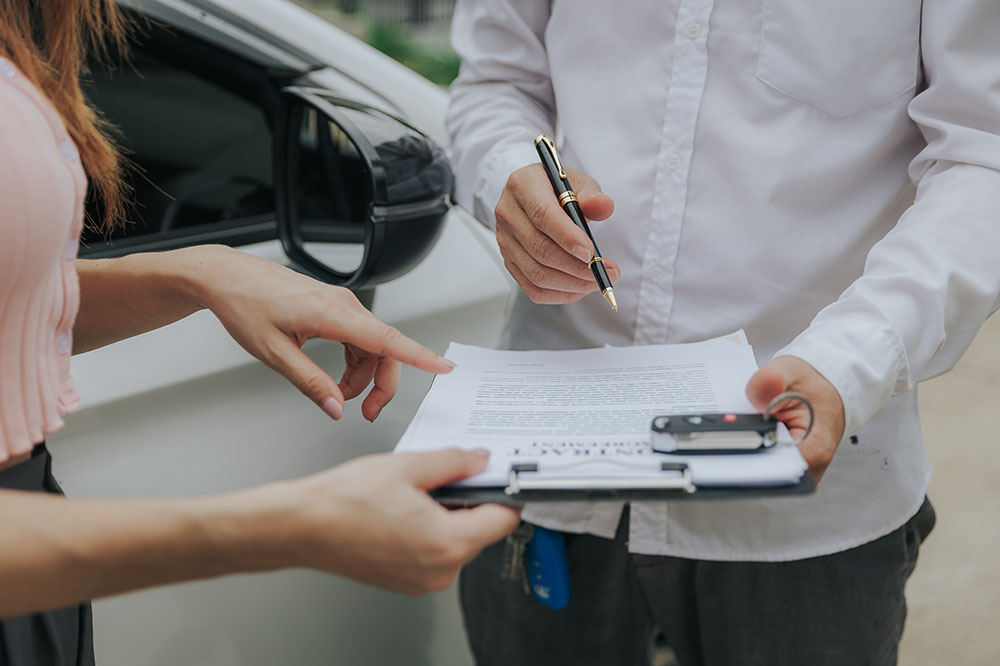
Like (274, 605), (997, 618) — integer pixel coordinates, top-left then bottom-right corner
(764, 391), (814, 445)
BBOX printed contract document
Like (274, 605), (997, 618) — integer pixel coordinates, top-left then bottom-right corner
(395, 334), (807, 491)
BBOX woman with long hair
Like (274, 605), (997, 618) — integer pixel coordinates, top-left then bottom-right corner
(0, 2), (518, 663)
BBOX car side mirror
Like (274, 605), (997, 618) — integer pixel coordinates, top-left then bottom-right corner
(274, 87), (452, 289)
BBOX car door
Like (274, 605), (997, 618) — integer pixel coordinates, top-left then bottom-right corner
(47, 3), (511, 664)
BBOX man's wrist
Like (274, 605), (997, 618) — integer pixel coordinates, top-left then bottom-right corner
(476, 142), (542, 228)
(776, 324), (903, 437)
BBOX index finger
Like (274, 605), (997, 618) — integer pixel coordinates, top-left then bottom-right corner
(510, 169), (594, 258)
(324, 311), (455, 375)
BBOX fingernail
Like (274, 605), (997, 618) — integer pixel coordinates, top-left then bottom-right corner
(471, 448), (490, 460)
(321, 397), (343, 420)
(571, 245), (592, 263)
(609, 267), (621, 282)
(439, 356), (457, 370)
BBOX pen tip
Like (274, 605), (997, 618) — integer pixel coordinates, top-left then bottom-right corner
(603, 288), (618, 311)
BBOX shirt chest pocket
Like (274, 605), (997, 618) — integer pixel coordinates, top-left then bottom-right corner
(756, 0), (922, 118)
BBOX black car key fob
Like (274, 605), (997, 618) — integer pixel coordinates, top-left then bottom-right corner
(650, 413), (777, 454)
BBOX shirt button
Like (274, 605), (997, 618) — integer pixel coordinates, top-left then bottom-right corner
(686, 22), (703, 40)
(647, 267), (665, 283)
(666, 153), (683, 170)
(58, 140), (79, 162)
(63, 239), (78, 260)
(57, 333), (72, 356)
(0, 58), (16, 79)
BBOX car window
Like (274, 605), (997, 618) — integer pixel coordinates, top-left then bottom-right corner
(81, 21), (279, 255)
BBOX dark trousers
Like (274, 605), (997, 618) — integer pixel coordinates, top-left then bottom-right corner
(0, 445), (95, 666)
(461, 499), (935, 666)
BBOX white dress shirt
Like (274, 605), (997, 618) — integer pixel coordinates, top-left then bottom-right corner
(446, 0), (1000, 561)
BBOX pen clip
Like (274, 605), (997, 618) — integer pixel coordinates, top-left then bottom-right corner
(534, 134), (567, 180)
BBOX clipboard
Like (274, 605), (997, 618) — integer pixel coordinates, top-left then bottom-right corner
(399, 338), (816, 504)
(431, 456), (815, 504)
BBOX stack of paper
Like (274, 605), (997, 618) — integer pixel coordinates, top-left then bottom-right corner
(395, 333), (807, 490)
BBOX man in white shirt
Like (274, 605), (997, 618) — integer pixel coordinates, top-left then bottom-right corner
(446, 1), (1000, 664)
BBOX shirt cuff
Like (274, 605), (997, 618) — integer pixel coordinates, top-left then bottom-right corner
(775, 323), (907, 438)
(472, 142), (541, 230)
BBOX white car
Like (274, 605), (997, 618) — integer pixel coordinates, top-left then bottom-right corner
(50, 1), (509, 664)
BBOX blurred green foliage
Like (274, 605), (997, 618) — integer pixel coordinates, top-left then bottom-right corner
(365, 22), (460, 85)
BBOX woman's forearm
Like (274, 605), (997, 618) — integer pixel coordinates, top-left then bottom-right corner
(0, 484), (300, 618)
(73, 244), (458, 422)
(73, 245), (230, 353)
(0, 450), (518, 618)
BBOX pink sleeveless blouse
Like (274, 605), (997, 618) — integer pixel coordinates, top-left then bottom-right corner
(0, 57), (84, 462)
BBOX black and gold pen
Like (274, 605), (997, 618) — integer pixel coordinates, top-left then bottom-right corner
(534, 134), (618, 311)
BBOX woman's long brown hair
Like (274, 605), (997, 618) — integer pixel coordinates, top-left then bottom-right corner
(0, 0), (129, 231)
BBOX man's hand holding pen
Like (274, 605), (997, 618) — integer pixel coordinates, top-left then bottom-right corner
(495, 163), (621, 305)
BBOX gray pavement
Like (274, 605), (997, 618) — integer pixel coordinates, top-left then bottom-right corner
(900, 313), (1000, 664)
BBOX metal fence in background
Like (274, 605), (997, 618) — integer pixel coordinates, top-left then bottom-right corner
(337, 0), (457, 24)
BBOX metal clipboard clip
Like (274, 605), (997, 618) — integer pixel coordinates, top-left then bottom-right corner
(504, 458), (695, 496)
